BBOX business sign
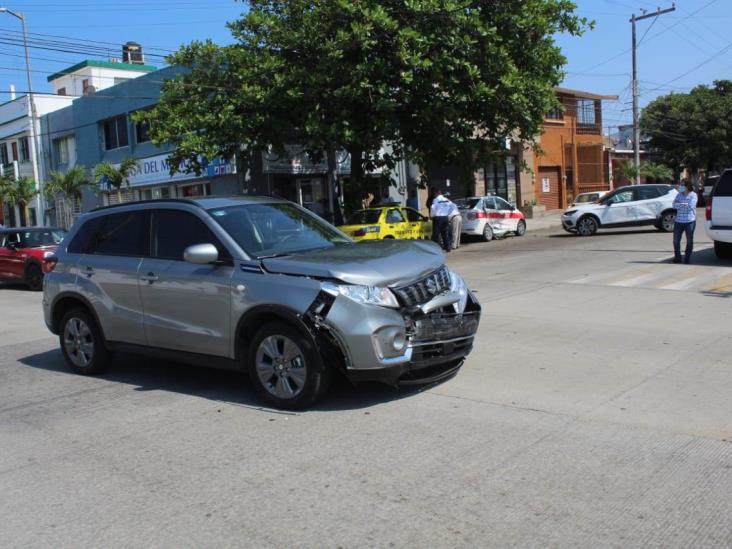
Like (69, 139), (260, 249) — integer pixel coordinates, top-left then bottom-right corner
(110, 153), (236, 188)
(262, 145), (351, 175)
(542, 177), (550, 193)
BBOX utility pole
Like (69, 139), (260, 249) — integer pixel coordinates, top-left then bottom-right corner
(631, 4), (675, 184)
(1, 7), (44, 225)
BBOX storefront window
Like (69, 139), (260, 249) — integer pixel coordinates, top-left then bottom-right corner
(483, 156), (518, 202)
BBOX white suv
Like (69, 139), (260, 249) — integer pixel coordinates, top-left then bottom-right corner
(562, 184), (678, 236)
(704, 168), (732, 259)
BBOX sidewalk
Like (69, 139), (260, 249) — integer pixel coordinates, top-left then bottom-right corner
(525, 210), (563, 232)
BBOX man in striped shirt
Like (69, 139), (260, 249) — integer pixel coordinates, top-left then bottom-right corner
(672, 180), (698, 264)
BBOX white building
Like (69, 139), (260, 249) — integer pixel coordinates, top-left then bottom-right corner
(1, 57), (156, 227)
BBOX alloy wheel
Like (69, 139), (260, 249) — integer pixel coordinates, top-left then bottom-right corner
(63, 317), (94, 368)
(255, 335), (307, 399)
(577, 217), (597, 236)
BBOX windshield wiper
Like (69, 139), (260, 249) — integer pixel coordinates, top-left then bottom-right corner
(256, 252), (292, 260)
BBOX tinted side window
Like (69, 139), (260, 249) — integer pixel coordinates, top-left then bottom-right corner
(713, 172), (732, 197)
(636, 186), (661, 201)
(152, 209), (229, 261)
(495, 198), (512, 210)
(385, 209), (404, 224)
(68, 217), (103, 254)
(483, 198), (496, 210)
(90, 211), (149, 257)
(404, 208), (424, 222)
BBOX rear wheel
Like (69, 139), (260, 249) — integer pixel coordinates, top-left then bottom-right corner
(25, 263), (43, 291)
(576, 216), (598, 236)
(714, 241), (732, 259)
(515, 219), (526, 237)
(248, 322), (330, 410)
(59, 308), (111, 375)
(659, 211), (676, 232)
(482, 224), (494, 242)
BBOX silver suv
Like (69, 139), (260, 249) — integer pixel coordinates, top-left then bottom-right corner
(43, 197), (481, 409)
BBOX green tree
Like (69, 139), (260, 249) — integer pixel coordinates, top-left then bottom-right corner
(45, 166), (96, 229)
(641, 80), (732, 177)
(613, 160), (639, 185)
(2, 177), (38, 226)
(139, 0), (590, 191)
(640, 162), (673, 183)
(94, 158), (138, 203)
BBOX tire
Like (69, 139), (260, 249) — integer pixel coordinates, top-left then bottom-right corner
(576, 216), (598, 236)
(482, 224), (494, 242)
(25, 263), (43, 292)
(714, 241), (732, 260)
(383, 235), (395, 239)
(515, 219), (527, 237)
(659, 211), (676, 232)
(59, 308), (111, 375)
(247, 322), (330, 410)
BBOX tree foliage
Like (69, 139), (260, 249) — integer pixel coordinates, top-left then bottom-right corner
(94, 158), (138, 202)
(0, 177), (38, 226)
(45, 166), (95, 229)
(640, 80), (732, 175)
(139, 0), (590, 184)
(640, 162), (672, 183)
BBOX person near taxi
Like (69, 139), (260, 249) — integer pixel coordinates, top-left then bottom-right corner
(430, 189), (456, 252)
(672, 179), (698, 264)
(449, 202), (462, 249)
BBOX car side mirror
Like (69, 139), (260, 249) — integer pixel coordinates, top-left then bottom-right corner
(6, 241), (18, 251)
(183, 243), (219, 265)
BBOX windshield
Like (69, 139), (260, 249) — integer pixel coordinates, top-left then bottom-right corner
(574, 193), (598, 204)
(19, 229), (66, 247)
(209, 202), (351, 259)
(455, 198), (481, 210)
(346, 210), (382, 225)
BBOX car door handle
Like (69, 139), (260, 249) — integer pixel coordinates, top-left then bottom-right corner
(83, 266), (95, 277)
(140, 272), (159, 283)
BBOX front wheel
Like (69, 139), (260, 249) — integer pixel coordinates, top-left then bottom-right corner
(26, 263), (43, 291)
(248, 322), (330, 410)
(59, 308), (111, 375)
(515, 220), (526, 237)
(576, 216), (598, 236)
(659, 211), (676, 232)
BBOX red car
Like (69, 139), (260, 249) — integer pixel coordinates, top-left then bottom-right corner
(0, 227), (66, 290)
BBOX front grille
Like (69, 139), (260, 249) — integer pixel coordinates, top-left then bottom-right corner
(410, 338), (474, 366)
(393, 266), (451, 307)
(411, 311), (480, 342)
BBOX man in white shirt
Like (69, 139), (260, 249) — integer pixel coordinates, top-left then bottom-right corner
(430, 189), (457, 251)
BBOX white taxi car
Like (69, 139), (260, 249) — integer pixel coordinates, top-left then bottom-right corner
(562, 184), (678, 236)
(456, 196), (526, 242)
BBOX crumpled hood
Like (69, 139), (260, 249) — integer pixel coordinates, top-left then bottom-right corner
(261, 240), (445, 287)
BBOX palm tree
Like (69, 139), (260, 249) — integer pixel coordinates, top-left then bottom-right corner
(0, 176), (12, 225)
(640, 162), (673, 183)
(3, 177), (38, 226)
(614, 160), (640, 186)
(45, 166), (95, 229)
(94, 157), (138, 203)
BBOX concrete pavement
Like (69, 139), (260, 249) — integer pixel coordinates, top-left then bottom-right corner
(1, 224), (731, 548)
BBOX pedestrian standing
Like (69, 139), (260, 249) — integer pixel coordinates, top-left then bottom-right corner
(426, 186), (437, 212)
(672, 179), (698, 264)
(430, 189), (454, 252)
(449, 203), (462, 250)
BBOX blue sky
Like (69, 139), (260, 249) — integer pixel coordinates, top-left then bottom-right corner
(1, 0), (730, 135)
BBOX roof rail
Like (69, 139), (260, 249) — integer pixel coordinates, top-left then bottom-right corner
(90, 198), (203, 212)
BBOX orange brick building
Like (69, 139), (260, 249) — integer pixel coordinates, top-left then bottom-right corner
(534, 87), (618, 210)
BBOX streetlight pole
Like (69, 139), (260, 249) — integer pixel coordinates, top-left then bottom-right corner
(630, 4), (675, 185)
(1, 7), (44, 226)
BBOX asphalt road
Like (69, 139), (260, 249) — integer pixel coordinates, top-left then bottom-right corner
(1, 222), (731, 548)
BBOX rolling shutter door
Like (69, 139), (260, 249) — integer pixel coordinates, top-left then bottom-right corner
(538, 167), (561, 210)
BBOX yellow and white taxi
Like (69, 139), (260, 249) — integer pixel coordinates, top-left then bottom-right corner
(338, 205), (432, 241)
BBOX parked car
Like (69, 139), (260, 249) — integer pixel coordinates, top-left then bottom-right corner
(0, 227), (66, 290)
(570, 190), (608, 207)
(43, 197), (481, 409)
(455, 196), (526, 242)
(704, 168), (732, 259)
(338, 205), (432, 240)
(561, 184), (678, 236)
(701, 175), (719, 206)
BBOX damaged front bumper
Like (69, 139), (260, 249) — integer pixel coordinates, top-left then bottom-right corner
(316, 285), (481, 387)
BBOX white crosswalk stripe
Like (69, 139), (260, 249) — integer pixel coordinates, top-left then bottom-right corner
(567, 262), (732, 294)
